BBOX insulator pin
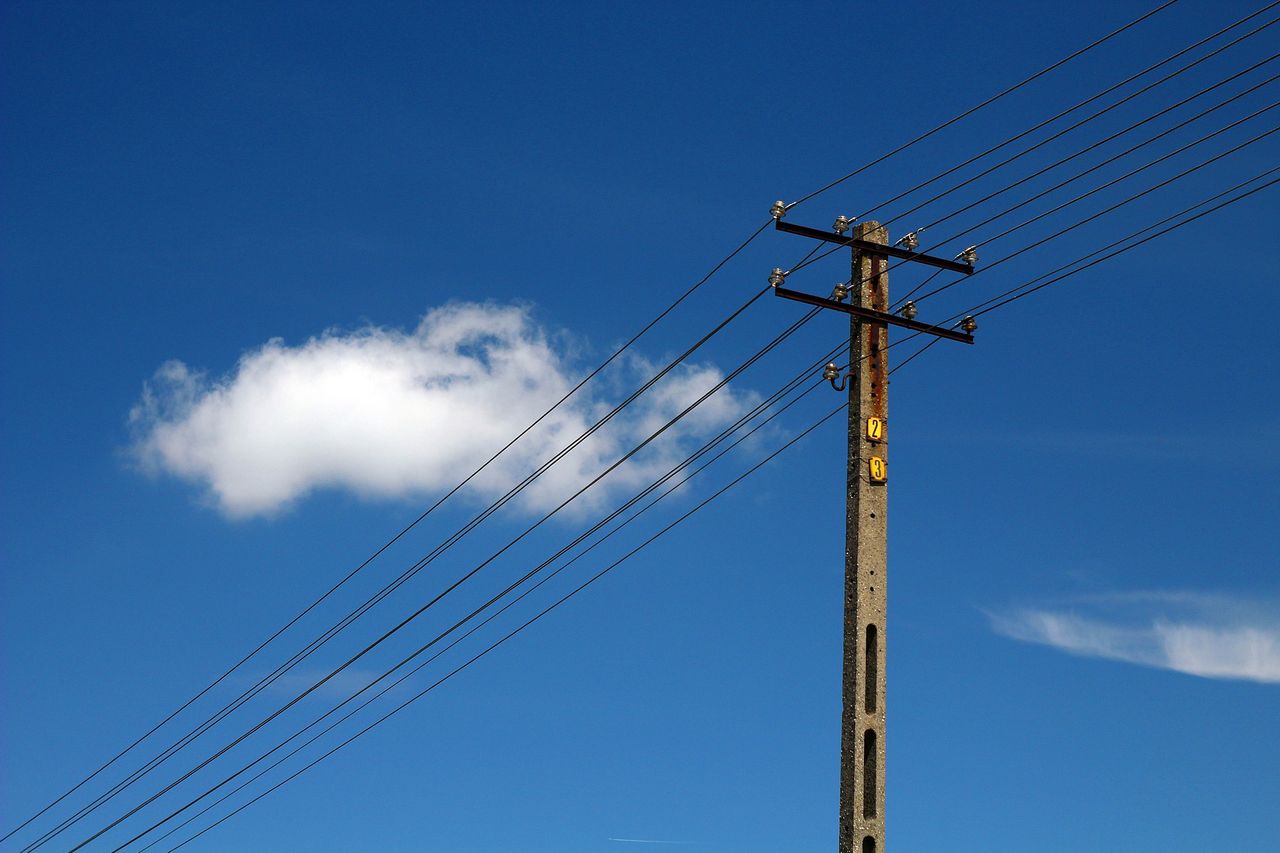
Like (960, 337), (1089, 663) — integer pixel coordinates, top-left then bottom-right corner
(960, 316), (978, 334)
(770, 200), (788, 220)
(768, 267), (786, 287)
(900, 301), (918, 321)
(833, 215), (853, 235)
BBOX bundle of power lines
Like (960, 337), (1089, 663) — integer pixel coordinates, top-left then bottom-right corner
(6, 1), (1277, 848)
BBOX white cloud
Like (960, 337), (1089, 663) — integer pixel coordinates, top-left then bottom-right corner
(129, 302), (754, 518)
(987, 591), (1280, 683)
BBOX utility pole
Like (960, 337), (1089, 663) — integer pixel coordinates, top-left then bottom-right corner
(839, 221), (889, 852)
(769, 208), (977, 853)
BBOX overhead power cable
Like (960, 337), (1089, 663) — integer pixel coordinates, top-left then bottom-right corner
(793, 86), (1280, 279)
(892, 267), (947, 310)
(163, 398), (853, 853)
(130, 347), (847, 853)
(160, 303), (1051, 849)
(879, 165), (1280, 347)
(787, 0), (1180, 208)
(31, 58), (1066, 831)
(9, 5), (1187, 838)
(885, 53), (1277, 310)
(0, 224), (776, 852)
(23, 285), (783, 853)
(956, 164), (1280, 317)
(885, 36), (1280, 233)
(967, 172), (1280, 318)
(851, 1), (1280, 221)
(906, 117), (1280, 307)
(117, 165), (1280, 849)
(917, 87), (1280, 244)
(790, 96), (1280, 304)
(6, 5), (1195, 844)
(156, 163), (1280, 853)
(87, 69), (1259, 840)
(69, 304), (827, 852)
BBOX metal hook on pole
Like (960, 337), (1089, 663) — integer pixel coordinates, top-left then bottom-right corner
(823, 362), (850, 392)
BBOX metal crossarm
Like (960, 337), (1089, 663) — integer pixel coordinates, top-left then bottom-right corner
(773, 286), (974, 344)
(775, 220), (975, 274)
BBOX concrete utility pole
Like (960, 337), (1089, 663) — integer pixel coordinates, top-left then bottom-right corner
(838, 222), (889, 853)
(769, 207), (978, 853)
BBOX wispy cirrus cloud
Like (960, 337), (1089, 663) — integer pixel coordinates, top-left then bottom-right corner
(128, 302), (754, 518)
(987, 590), (1280, 683)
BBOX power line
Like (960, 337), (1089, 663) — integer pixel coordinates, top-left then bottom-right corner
(788, 95), (1279, 311)
(111, 166), (1280, 848)
(134, 349), (848, 853)
(46, 207), (854, 850)
(163, 398), (853, 853)
(906, 119), (1280, 307)
(26, 292), (798, 852)
(171, 222), (1217, 844)
(159, 93), (1280, 853)
(6, 6), (1211, 843)
(787, 0), (1180, 208)
(892, 267), (947, 310)
(66, 185), (927, 846)
(891, 38), (1280, 234)
(24, 287), (786, 853)
(852, 2), (1280, 222)
(936, 94), (1280, 250)
(68, 304), (827, 851)
(797, 168), (1280, 378)
(957, 164), (1280, 318)
(14, 8), (1201, 835)
(968, 172), (1280, 318)
(885, 59), (1276, 313)
(873, 166), (1280, 344)
(30, 59), (1127, 830)
(141, 302), (1063, 847)
(1, 222), (777, 853)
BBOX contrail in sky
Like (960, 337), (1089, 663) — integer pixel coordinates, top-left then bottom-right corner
(608, 838), (698, 846)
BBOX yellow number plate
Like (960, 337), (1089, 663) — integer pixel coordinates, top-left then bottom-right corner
(866, 417), (884, 442)
(868, 456), (886, 482)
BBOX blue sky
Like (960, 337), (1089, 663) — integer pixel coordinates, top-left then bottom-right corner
(2, 1), (1278, 851)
